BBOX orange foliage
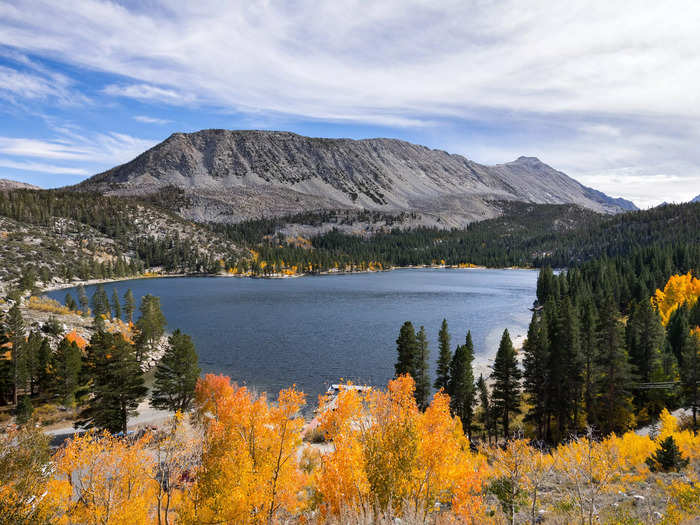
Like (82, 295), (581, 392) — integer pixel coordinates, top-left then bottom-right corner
(651, 272), (700, 326)
(64, 329), (88, 351)
(182, 374), (307, 524)
(52, 431), (156, 525)
(315, 376), (487, 520)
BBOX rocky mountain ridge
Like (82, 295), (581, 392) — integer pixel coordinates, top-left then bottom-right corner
(0, 178), (40, 191)
(76, 130), (636, 227)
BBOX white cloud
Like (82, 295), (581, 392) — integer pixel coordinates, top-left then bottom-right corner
(133, 115), (172, 124)
(0, 158), (88, 175)
(0, 1), (699, 202)
(104, 84), (194, 105)
(0, 130), (158, 178)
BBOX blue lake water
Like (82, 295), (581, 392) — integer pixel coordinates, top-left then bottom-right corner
(47, 268), (538, 401)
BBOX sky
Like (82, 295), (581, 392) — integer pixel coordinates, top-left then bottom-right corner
(0, 1), (699, 208)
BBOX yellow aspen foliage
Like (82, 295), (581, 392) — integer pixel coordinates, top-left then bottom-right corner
(315, 376), (486, 519)
(602, 432), (655, 475)
(651, 272), (700, 325)
(658, 475), (700, 525)
(553, 436), (623, 525)
(182, 374), (307, 524)
(52, 431), (156, 525)
(656, 408), (700, 463)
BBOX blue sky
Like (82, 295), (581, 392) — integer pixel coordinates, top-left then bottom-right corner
(1, 1), (699, 207)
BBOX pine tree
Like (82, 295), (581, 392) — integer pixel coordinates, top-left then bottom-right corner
(15, 395), (33, 425)
(0, 313), (11, 405)
(522, 313), (549, 441)
(627, 300), (667, 419)
(680, 329), (699, 430)
(124, 289), (135, 323)
(111, 288), (121, 320)
(134, 294), (167, 362)
(150, 329), (201, 412)
(594, 299), (635, 434)
(77, 284), (89, 316)
(7, 304), (27, 406)
(491, 329), (521, 439)
(64, 293), (77, 311)
(395, 321), (418, 378)
(579, 300), (599, 426)
(53, 337), (82, 407)
(645, 436), (689, 472)
(666, 305), (690, 365)
(448, 331), (476, 437)
(477, 374), (493, 443)
(91, 284), (110, 329)
(79, 331), (147, 434)
(434, 318), (452, 391)
(414, 326), (431, 410)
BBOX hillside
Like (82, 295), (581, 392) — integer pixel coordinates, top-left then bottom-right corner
(0, 189), (243, 292)
(75, 130), (636, 227)
(0, 178), (40, 191)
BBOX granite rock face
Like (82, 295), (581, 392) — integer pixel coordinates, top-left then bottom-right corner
(76, 130), (636, 225)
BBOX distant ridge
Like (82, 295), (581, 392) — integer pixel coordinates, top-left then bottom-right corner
(75, 129), (637, 226)
(0, 178), (40, 191)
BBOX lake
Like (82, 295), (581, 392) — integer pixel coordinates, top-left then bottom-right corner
(47, 268), (538, 402)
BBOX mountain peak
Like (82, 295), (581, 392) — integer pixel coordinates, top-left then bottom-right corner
(0, 178), (40, 191)
(75, 128), (634, 224)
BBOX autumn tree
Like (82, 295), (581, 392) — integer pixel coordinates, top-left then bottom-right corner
(79, 331), (147, 434)
(183, 374), (307, 524)
(434, 318), (452, 391)
(150, 329), (201, 413)
(491, 329), (521, 439)
(53, 431), (156, 524)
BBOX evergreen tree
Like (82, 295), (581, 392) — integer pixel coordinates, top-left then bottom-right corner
(0, 314), (12, 405)
(79, 331), (147, 434)
(490, 329), (521, 439)
(124, 289), (135, 323)
(91, 284), (110, 329)
(627, 300), (667, 420)
(594, 299), (635, 434)
(35, 337), (52, 396)
(64, 293), (77, 311)
(15, 395), (33, 425)
(7, 304), (27, 406)
(536, 266), (557, 305)
(111, 288), (121, 320)
(77, 284), (89, 316)
(448, 331), (476, 437)
(414, 326), (431, 410)
(53, 337), (82, 407)
(434, 318), (452, 391)
(559, 296), (583, 435)
(150, 330), (201, 412)
(666, 305), (690, 365)
(579, 300), (599, 425)
(522, 313), (549, 441)
(680, 330), (699, 430)
(645, 436), (689, 472)
(395, 321), (418, 378)
(477, 374), (493, 443)
(134, 294), (167, 362)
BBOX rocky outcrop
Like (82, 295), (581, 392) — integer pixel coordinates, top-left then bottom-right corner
(0, 178), (40, 191)
(76, 129), (636, 226)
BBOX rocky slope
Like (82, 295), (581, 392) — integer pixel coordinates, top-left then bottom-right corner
(76, 130), (636, 227)
(0, 178), (40, 190)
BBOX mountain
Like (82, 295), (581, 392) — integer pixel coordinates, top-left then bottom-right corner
(692, 195), (700, 203)
(76, 130), (636, 227)
(0, 178), (40, 191)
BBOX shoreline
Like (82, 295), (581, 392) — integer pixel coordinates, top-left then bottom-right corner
(38, 264), (539, 294)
